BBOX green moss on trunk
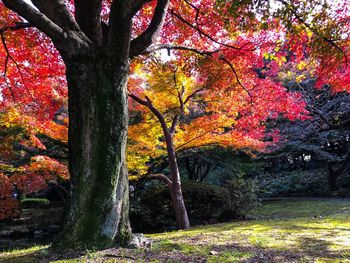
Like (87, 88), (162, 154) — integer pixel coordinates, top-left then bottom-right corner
(53, 54), (131, 250)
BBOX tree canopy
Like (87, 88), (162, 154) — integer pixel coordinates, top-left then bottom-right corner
(0, 0), (349, 248)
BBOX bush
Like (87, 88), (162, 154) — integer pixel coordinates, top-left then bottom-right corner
(130, 182), (231, 232)
(221, 176), (260, 220)
(184, 182), (231, 224)
(255, 170), (329, 197)
(130, 179), (259, 232)
(130, 185), (175, 233)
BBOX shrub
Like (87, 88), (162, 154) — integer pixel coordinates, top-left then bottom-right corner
(130, 182), (231, 232)
(221, 176), (260, 220)
(184, 182), (231, 224)
(130, 179), (259, 232)
(255, 170), (329, 197)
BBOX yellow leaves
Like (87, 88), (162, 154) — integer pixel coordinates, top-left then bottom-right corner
(297, 61), (307, 71)
(296, 74), (307, 82)
(263, 52), (270, 60)
(263, 52), (287, 66)
(276, 56), (287, 66)
(0, 107), (22, 129)
(127, 115), (166, 178)
(126, 152), (150, 180)
(306, 29), (313, 38)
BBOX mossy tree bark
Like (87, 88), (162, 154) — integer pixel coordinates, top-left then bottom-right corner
(54, 54), (131, 248)
(3, 0), (170, 249)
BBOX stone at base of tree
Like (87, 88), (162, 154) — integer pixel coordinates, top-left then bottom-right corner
(209, 250), (219, 255)
(128, 233), (153, 249)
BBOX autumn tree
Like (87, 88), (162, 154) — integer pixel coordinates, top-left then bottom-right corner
(0, 104), (68, 220)
(1, 0), (349, 249)
(128, 56), (308, 228)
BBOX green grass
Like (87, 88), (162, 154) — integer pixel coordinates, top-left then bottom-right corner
(1, 198), (349, 262)
(0, 245), (49, 263)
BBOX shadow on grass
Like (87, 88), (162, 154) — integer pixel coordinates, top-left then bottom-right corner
(0, 246), (88, 263)
(208, 240), (350, 263)
(1, 236), (350, 263)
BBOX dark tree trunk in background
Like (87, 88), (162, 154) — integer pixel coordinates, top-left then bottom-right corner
(184, 156), (212, 182)
(327, 148), (350, 192)
(327, 164), (340, 191)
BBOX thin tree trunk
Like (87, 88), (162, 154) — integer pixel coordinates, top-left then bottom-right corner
(129, 91), (190, 229)
(165, 133), (190, 229)
(53, 54), (131, 249)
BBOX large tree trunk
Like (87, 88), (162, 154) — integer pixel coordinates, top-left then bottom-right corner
(3, 0), (170, 250)
(53, 52), (131, 249)
(165, 133), (190, 229)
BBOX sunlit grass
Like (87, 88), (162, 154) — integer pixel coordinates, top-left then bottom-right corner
(0, 245), (49, 263)
(1, 199), (349, 262)
(147, 199), (350, 262)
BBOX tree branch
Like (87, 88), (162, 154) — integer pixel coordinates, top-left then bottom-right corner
(143, 44), (220, 56)
(129, 0), (153, 18)
(129, 93), (169, 134)
(129, 0), (170, 58)
(129, 93), (148, 107)
(0, 22), (32, 34)
(1, 31), (34, 101)
(171, 10), (257, 52)
(74, 0), (103, 45)
(3, 0), (65, 42)
(145, 173), (172, 187)
(183, 86), (206, 105)
(277, 0), (348, 66)
(31, 0), (80, 32)
(220, 56), (252, 100)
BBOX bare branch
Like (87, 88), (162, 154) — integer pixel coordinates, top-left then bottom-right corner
(3, 0), (92, 56)
(219, 56), (252, 100)
(129, 0), (170, 58)
(129, 0), (153, 18)
(31, 0), (80, 32)
(129, 93), (169, 134)
(143, 44), (220, 56)
(145, 173), (172, 187)
(3, 0), (65, 42)
(171, 10), (257, 52)
(277, 0), (348, 66)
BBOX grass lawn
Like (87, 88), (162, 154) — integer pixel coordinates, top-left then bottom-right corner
(0, 198), (349, 262)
